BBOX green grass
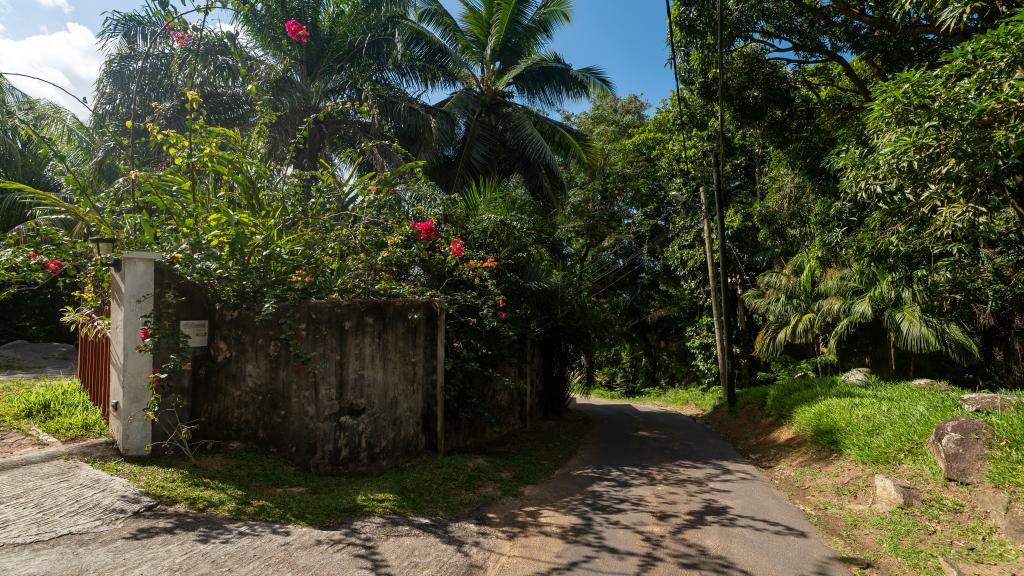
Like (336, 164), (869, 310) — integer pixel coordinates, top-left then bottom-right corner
(89, 411), (589, 528)
(0, 377), (107, 440)
(589, 386), (722, 412)
(852, 494), (1019, 574)
(737, 377), (1024, 489)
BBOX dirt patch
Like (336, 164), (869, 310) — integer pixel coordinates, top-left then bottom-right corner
(704, 406), (1024, 575)
(0, 431), (43, 457)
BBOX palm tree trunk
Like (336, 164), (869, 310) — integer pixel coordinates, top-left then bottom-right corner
(889, 333), (896, 379)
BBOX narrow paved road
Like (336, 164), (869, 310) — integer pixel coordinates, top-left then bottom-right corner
(485, 398), (851, 576)
(0, 399), (850, 575)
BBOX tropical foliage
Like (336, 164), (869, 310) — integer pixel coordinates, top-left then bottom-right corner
(2, 0), (1024, 419)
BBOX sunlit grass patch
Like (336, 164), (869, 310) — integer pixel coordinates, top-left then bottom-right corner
(0, 377), (106, 440)
(738, 377), (1024, 489)
(589, 386), (721, 412)
(89, 411), (589, 528)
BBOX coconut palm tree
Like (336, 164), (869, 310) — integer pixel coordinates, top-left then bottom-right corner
(95, 0), (451, 172)
(408, 0), (613, 202)
(94, 4), (255, 136)
(234, 0), (454, 171)
(0, 77), (100, 235)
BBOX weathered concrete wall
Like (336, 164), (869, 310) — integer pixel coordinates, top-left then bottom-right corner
(193, 301), (443, 473)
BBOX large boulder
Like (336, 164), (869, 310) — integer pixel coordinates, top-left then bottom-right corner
(873, 474), (920, 511)
(840, 367), (872, 384)
(960, 393), (1024, 413)
(927, 417), (995, 484)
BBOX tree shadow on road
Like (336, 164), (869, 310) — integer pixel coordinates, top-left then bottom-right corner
(94, 400), (850, 576)
(481, 401), (851, 576)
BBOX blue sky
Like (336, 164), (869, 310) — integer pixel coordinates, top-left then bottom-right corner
(0, 0), (676, 118)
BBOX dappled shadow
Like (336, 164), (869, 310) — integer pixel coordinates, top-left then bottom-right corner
(36, 399), (848, 575)
(124, 509), (294, 545)
(481, 400), (850, 575)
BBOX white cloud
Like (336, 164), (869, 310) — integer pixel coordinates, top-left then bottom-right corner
(0, 22), (101, 118)
(34, 0), (72, 15)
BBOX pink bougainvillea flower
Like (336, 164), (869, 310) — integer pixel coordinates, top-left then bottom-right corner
(168, 28), (193, 47)
(29, 251), (43, 260)
(139, 327), (151, 341)
(165, 21), (193, 47)
(500, 312), (508, 320)
(285, 19), (310, 43)
(410, 219), (439, 241)
(44, 259), (63, 274)
(449, 236), (464, 257)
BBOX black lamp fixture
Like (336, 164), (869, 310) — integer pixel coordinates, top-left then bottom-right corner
(88, 237), (121, 272)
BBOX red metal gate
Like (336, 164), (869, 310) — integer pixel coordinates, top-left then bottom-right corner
(77, 330), (111, 419)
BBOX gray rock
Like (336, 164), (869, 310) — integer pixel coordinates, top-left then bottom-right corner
(793, 372), (812, 380)
(0, 340), (77, 380)
(974, 488), (1024, 546)
(873, 474), (920, 511)
(928, 417), (995, 484)
(840, 367), (872, 384)
(939, 557), (965, 576)
(911, 378), (952, 392)
(960, 393), (1024, 413)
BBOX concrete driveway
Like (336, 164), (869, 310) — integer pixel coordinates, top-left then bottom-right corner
(0, 399), (849, 576)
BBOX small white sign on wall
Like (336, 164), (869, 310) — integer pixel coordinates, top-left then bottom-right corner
(179, 320), (209, 347)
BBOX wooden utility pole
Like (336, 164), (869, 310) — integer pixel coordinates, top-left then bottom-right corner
(699, 185), (729, 392)
(665, 0), (730, 402)
(711, 151), (735, 406)
(714, 0), (736, 406)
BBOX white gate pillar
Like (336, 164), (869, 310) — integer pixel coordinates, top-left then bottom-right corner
(109, 251), (162, 456)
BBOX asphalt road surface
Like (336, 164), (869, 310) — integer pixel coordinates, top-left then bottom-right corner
(484, 398), (851, 576)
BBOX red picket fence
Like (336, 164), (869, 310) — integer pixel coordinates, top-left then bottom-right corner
(77, 330), (111, 419)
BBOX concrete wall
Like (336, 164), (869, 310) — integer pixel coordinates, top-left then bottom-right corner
(192, 300), (443, 473)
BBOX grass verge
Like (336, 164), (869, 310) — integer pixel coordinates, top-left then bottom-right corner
(707, 376), (1024, 575)
(588, 386), (721, 413)
(89, 411), (589, 528)
(0, 376), (107, 440)
(735, 377), (1024, 489)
